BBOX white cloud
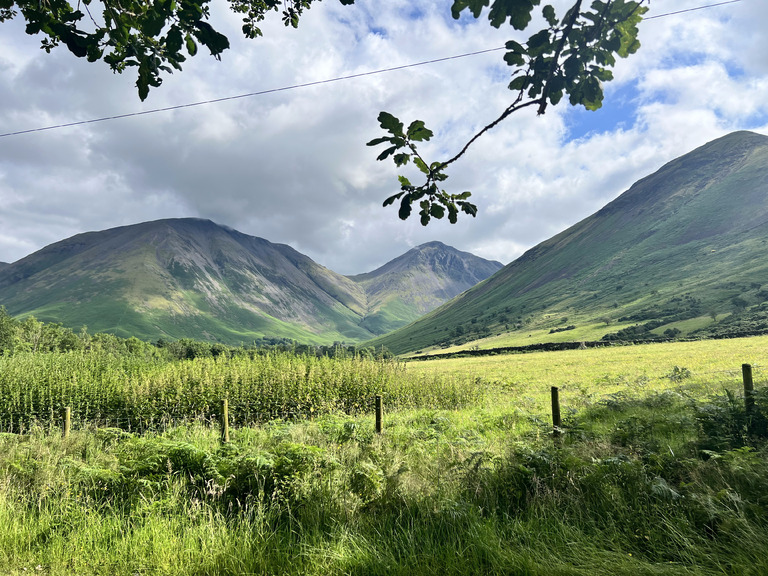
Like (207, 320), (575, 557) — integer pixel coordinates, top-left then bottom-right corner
(0, 0), (766, 275)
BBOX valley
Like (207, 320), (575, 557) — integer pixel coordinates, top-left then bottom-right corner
(2, 132), (768, 357)
(2, 132), (768, 575)
(371, 131), (768, 355)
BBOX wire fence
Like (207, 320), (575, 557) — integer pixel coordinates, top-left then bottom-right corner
(0, 350), (764, 437)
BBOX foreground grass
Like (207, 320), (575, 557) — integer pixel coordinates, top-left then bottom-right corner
(2, 337), (767, 574)
(2, 385), (767, 575)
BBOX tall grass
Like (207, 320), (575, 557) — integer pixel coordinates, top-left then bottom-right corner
(2, 339), (768, 574)
(1, 393), (767, 575)
(0, 351), (482, 432)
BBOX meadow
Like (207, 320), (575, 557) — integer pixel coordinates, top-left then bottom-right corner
(1, 336), (767, 575)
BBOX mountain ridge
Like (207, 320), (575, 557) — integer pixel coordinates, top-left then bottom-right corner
(0, 219), (502, 344)
(349, 241), (503, 334)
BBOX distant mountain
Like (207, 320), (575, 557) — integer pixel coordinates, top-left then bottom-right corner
(370, 131), (768, 354)
(350, 241), (503, 334)
(0, 219), (501, 344)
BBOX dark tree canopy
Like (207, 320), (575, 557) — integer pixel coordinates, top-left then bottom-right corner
(1, 0), (647, 222)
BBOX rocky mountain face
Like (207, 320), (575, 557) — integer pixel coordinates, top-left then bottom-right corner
(350, 241), (502, 334)
(0, 219), (501, 344)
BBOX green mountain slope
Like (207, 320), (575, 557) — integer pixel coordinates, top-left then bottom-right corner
(350, 241), (502, 334)
(0, 219), (500, 344)
(370, 131), (768, 354)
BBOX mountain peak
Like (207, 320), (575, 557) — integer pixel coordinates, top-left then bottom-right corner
(347, 241), (503, 334)
(0, 220), (500, 345)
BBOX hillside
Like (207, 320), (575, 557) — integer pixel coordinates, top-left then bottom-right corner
(0, 219), (500, 344)
(350, 241), (502, 334)
(370, 130), (768, 354)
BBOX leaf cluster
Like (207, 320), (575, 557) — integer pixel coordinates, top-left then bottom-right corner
(367, 112), (477, 226)
(368, 0), (647, 224)
(500, 0), (647, 114)
(1, 0), (355, 100)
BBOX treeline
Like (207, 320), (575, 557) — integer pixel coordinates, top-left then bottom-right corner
(0, 307), (391, 361)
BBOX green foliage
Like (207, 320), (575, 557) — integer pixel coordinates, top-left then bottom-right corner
(694, 388), (768, 451)
(0, 349), (482, 433)
(549, 324), (575, 334)
(692, 303), (768, 340)
(369, 0), (648, 223)
(2, 380), (768, 575)
(0, 307), (89, 355)
(2, 0), (356, 100)
(0, 306), (15, 354)
(368, 112), (477, 226)
(665, 366), (691, 382)
(3, 0), (646, 109)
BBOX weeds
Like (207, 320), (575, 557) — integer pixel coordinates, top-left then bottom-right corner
(0, 351), (483, 433)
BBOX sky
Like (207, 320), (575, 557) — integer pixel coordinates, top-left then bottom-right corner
(1, 0), (767, 275)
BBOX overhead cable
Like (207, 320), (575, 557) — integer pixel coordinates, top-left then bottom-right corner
(0, 0), (745, 139)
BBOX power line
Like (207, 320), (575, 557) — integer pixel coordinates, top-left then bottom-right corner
(0, 48), (505, 139)
(644, 0), (742, 20)
(0, 0), (744, 139)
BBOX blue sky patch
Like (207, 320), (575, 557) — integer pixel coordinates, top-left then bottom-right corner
(564, 81), (641, 142)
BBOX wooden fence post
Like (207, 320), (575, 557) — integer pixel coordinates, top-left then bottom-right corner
(551, 386), (561, 438)
(743, 363), (755, 434)
(221, 398), (230, 443)
(62, 406), (71, 439)
(375, 395), (383, 434)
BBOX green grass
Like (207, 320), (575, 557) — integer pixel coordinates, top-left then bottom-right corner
(1, 337), (768, 574)
(2, 402), (767, 575)
(360, 297), (421, 335)
(0, 351), (482, 433)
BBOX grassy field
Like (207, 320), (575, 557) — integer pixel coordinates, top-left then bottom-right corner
(1, 338), (767, 575)
(406, 335), (768, 413)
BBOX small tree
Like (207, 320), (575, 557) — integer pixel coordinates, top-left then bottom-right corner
(0, 306), (18, 355)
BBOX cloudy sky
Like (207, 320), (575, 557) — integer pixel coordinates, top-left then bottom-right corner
(1, 0), (766, 274)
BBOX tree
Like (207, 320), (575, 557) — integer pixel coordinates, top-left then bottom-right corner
(3, 0), (647, 220)
(0, 306), (18, 354)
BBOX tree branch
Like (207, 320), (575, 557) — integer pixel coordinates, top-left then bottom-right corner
(435, 96), (539, 174)
(537, 0), (582, 115)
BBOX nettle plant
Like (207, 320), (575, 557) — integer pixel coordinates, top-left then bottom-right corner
(367, 0), (647, 225)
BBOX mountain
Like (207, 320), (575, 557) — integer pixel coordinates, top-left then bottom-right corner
(370, 131), (768, 354)
(350, 241), (502, 334)
(0, 219), (501, 344)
